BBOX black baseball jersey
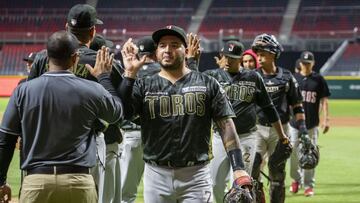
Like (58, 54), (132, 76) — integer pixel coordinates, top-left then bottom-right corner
(122, 60), (198, 130)
(131, 71), (234, 163)
(291, 72), (331, 129)
(205, 68), (276, 134)
(256, 67), (302, 124)
(28, 45), (124, 144)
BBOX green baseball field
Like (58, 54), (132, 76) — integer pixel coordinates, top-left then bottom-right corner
(1, 98), (360, 203)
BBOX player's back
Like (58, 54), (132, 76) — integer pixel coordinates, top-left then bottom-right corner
(16, 71), (122, 169)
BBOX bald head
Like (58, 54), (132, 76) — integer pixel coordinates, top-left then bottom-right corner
(47, 31), (79, 68)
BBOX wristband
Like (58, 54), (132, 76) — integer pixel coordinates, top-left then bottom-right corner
(228, 148), (245, 171)
(293, 106), (304, 114)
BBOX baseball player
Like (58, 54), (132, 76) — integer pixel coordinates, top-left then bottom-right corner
(27, 4), (124, 203)
(251, 33), (305, 203)
(118, 25), (252, 203)
(0, 31), (122, 203)
(18, 52), (37, 84)
(289, 51), (330, 196)
(120, 34), (201, 203)
(205, 41), (289, 203)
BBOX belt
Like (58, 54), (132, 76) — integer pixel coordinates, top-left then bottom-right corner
(145, 160), (209, 168)
(25, 166), (91, 176)
(121, 124), (141, 131)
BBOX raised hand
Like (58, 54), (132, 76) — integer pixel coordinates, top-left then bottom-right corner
(86, 46), (114, 78)
(121, 38), (146, 79)
(186, 33), (201, 60)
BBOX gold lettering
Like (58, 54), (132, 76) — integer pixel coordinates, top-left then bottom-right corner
(145, 96), (158, 119)
(171, 95), (184, 116)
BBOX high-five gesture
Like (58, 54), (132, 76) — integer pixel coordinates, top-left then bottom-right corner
(121, 38), (146, 79)
(86, 46), (114, 78)
(186, 33), (201, 60)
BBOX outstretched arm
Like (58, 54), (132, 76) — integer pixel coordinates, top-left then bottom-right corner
(215, 117), (250, 179)
(118, 39), (146, 119)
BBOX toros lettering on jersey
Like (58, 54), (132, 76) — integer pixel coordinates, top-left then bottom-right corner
(301, 90), (317, 103)
(145, 89), (206, 119)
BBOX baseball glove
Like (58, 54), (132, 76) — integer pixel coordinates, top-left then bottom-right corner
(299, 134), (320, 169)
(223, 176), (253, 203)
(268, 138), (292, 170)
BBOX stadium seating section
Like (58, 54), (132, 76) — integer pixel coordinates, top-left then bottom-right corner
(1, 0), (360, 75)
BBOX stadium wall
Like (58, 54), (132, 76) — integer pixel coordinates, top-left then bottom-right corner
(0, 76), (23, 97)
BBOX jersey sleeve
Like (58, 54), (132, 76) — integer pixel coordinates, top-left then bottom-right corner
(96, 83), (123, 124)
(287, 73), (303, 106)
(0, 88), (22, 136)
(131, 79), (144, 115)
(210, 77), (235, 121)
(319, 75), (331, 98)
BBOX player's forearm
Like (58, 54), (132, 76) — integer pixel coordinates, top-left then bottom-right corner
(271, 120), (287, 140)
(0, 132), (17, 186)
(292, 103), (307, 134)
(321, 97), (329, 122)
(216, 117), (241, 152)
(216, 118), (246, 172)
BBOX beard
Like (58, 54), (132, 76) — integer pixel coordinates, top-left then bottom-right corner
(159, 55), (184, 71)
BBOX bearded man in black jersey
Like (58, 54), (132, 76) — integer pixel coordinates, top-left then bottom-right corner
(118, 25), (252, 203)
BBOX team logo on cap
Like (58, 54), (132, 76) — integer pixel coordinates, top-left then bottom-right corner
(139, 45), (144, 51)
(166, 25), (172, 29)
(304, 53), (309, 59)
(228, 44), (235, 52)
(71, 19), (77, 26)
(28, 53), (33, 58)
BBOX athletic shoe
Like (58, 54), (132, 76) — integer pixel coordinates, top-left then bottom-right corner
(289, 181), (300, 193)
(304, 187), (314, 197)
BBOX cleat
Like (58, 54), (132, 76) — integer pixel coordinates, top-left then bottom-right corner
(289, 181), (300, 194)
(304, 187), (314, 197)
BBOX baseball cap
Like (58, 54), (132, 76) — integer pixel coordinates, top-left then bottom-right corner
(23, 52), (37, 62)
(90, 34), (114, 51)
(136, 36), (156, 55)
(67, 4), (103, 29)
(221, 41), (244, 59)
(152, 25), (187, 47)
(300, 51), (315, 63)
(222, 35), (239, 43)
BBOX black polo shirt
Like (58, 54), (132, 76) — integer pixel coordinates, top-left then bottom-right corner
(0, 71), (123, 170)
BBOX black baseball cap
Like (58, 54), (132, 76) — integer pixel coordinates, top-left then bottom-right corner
(222, 35), (239, 43)
(67, 4), (103, 29)
(90, 34), (114, 51)
(300, 51), (315, 63)
(23, 52), (37, 62)
(221, 41), (244, 59)
(137, 36), (156, 54)
(152, 25), (187, 47)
